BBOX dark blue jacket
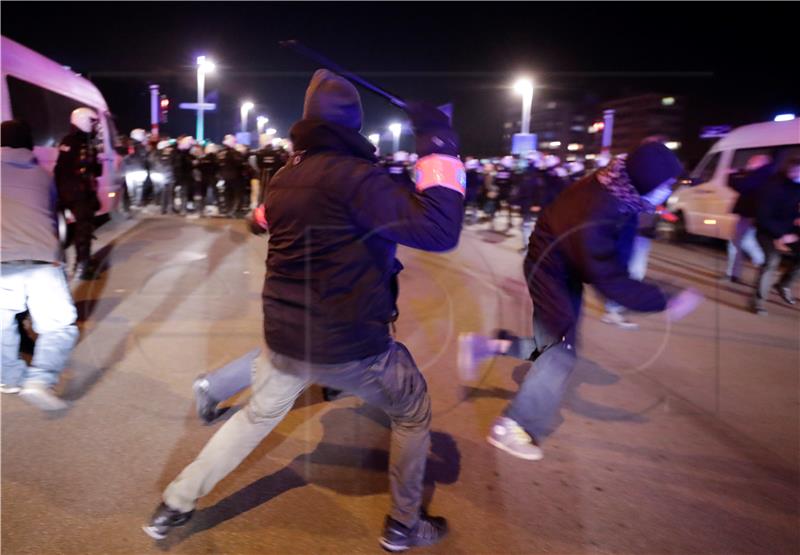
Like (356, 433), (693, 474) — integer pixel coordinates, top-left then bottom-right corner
(263, 119), (463, 363)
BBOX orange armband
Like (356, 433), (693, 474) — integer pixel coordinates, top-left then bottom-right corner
(254, 203), (268, 230)
(414, 155), (466, 197)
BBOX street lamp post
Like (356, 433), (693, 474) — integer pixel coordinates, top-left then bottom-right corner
(196, 56), (215, 142)
(513, 78), (534, 135)
(257, 115), (269, 135)
(241, 101), (255, 133)
(388, 123), (402, 153)
(368, 133), (381, 155)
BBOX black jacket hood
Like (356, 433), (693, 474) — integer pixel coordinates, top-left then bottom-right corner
(290, 119), (377, 162)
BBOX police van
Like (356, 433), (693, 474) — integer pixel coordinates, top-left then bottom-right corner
(667, 119), (800, 240)
(0, 35), (122, 216)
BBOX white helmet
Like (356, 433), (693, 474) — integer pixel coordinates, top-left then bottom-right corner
(393, 150), (409, 163)
(567, 161), (585, 175)
(543, 154), (561, 169)
(465, 158), (480, 170)
(223, 134), (237, 148)
(554, 167), (569, 178)
(501, 155), (515, 169)
(258, 133), (271, 148)
(130, 128), (147, 143)
(177, 136), (195, 151)
(157, 140), (171, 151)
(235, 143), (249, 154)
(204, 143), (220, 155)
(595, 152), (611, 168)
(70, 107), (99, 133)
(409, 153), (419, 164)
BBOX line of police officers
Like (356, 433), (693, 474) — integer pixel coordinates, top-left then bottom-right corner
(121, 131), (288, 219)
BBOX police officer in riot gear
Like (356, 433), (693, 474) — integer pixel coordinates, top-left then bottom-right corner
(253, 135), (285, 205)
(218, 134), (245, 217)
(172, 136), (196, 216)
(199, 143), (221, 214)
(54, 107), (103, 280)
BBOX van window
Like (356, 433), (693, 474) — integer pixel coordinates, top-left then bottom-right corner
(6, 76), (87, 147)
(731, 145), (800, 173)
(691, 152), (721, 183)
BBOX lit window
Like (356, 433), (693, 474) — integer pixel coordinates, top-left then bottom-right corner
(665, 141), (681, 150)
(567, 143), (583, 152)
(662, 97), (676, 106)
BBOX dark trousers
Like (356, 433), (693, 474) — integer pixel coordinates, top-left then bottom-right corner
(65, 200), (96, 264)
(754, 231), (800, 307)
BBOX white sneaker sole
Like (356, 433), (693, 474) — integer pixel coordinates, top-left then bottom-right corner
(142, 525), (167, 540)
(486, 435), (544, 461)
(378, 537), (409, 552)
(18, 388), (68, 411)
(600, 316), (639, 330)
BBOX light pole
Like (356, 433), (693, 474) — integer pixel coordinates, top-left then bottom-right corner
(513, 77), (534, 135)
(241, 101), (254, 133)
(196, 56), (215, 142)
(257, 115), (269, 135)
(368, 133), (381, 154)
(388, 123), (402, 153)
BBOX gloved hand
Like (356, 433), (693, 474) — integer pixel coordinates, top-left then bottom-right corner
(404, 101), (459, 158)
(666, 287), (703, 322)
(246, 204), (269, 236)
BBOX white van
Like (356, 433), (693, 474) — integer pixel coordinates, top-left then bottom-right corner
(1, 35), (122, 215)
(668, 119), (800, 240)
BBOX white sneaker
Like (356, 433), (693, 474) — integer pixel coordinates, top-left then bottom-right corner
(1, 384), (22, 394)
(19, 381), (68, 411)
(487, 416), (543, 461)
(601, 311), (639, 329)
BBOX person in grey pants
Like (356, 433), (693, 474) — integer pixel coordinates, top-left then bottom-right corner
(144, 70), (465, 552)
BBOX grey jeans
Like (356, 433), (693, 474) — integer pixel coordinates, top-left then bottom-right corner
(164, 341), (432, 527)
(726, 217), (765, 279)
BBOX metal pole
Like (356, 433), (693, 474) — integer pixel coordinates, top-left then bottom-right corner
(521, 89), (533, 135)
(197, 65), (205, 142)
(601, 109), (615, 153)
(149, 84), (160, 136)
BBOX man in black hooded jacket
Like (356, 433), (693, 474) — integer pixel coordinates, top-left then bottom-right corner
(144, 69), (465, 552)
(458, 143), (703, 461)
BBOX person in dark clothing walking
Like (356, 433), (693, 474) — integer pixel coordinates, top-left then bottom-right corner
(751, 156), (800, 314)
(458, 142), (702, 460)
(253, 138), (285, 205)
(218, 135), (246, 217)
(54, 107), (102, 280)
(723, 155), (772, 282)
(172, 136), (196, 216)
(143, 69), (465, 552)
(464, 157), (483, 224)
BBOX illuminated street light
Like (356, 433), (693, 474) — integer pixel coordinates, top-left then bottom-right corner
(388, 123), (402, 152)
(240, 101), (255, 133)
(513, 77), (534, 134)
(256, 115), (269, 134)
(265, 127), (277, 136)
(195, 55), (215, 141)
(774, 113), (796, 122)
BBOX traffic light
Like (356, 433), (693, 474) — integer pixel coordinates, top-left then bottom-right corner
(160, 95), (169, 123)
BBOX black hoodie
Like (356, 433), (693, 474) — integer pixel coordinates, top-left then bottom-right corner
(262, 119), (463, 363)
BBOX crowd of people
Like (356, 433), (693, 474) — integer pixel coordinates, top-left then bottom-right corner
(1, 67), (798, 552)
(119, 130), (290, 219)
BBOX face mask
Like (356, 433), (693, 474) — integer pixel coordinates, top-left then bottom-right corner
(643, 183), (673, 206)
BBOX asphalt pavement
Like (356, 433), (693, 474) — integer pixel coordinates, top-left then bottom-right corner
(2, 214), (798, 554)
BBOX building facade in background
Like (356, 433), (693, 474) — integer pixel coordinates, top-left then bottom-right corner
(598, 93), (685, 155)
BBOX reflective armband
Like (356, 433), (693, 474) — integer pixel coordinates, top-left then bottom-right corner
(414, 155), (466, 197)
(254, 203), (268, 230)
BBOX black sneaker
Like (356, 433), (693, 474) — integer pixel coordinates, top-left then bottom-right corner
(142, 502), (194, 540)
(379, 514), (448, 552)
(192, 375), (222, 424)
(776, 285), (796, 305)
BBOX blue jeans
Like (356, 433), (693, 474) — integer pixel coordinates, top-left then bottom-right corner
(0, 263), (79, 387)
(503, 269), (581, 442)
(726, 217), (765, 279)
(203, 347), (261, 402)
(165, 342), (431, 527)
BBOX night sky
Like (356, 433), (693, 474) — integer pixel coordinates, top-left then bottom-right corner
(2, 2), (797, 160)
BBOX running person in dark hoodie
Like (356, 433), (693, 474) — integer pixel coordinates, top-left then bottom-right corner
(143, 70), (465, 551)
(458, 142), (703, 460)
